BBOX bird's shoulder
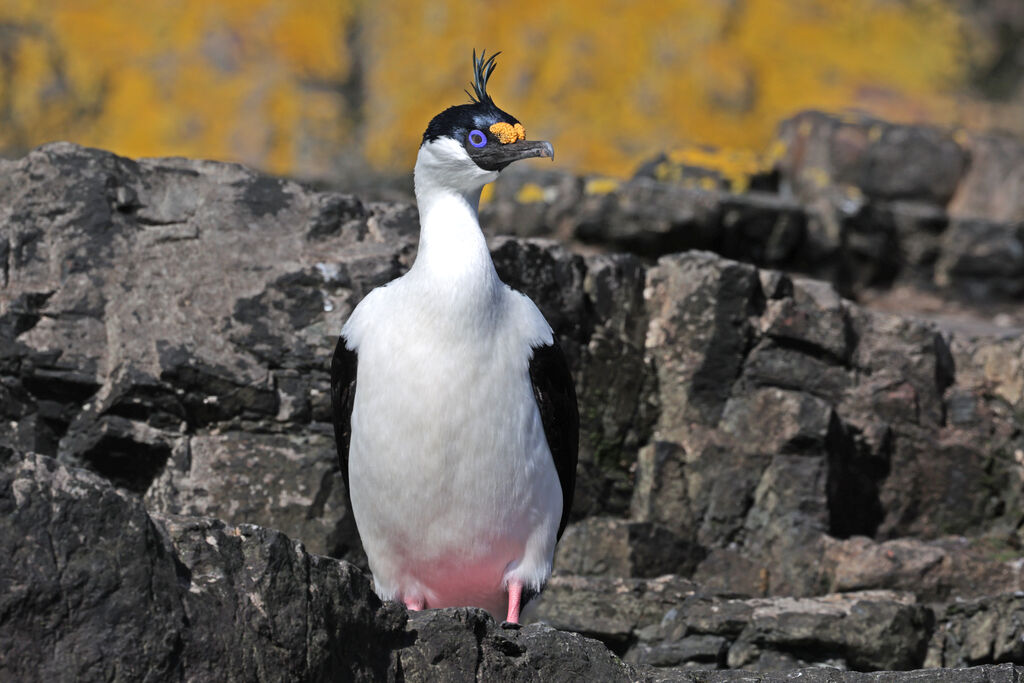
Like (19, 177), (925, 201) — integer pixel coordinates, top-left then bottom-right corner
(340, 279), (411, 350)
(500, 285), (554, 350)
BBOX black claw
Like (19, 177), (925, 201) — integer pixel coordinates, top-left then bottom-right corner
(500, 620), (522, 630)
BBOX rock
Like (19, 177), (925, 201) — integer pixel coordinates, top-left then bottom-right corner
(635, 248), (1023, 597)
(934, 219), (1024, 299)
(0, 451), (187, 682)
(927, 593), (1024, 668)
(532, 574), (700, 654)
(725, 592), (932, 671)
(648, 664), (1024, 682)
(632, 149), (779, 194)
(480, 167), (583, 240)
(775, 110), (968, 207)
(949, 132), (1024, 223)
(823, 536), (1024, 603)
(534, 575), (932, 673)
(477, 112), (1024, 306)
(644, 251), (762, 433)
(575, 181), (806, 269)
(0, 450), (648, 682)
(160, 515), (404, 681)
(759, 276), (852, 361)
(6, 141), (1024, 677)
(0, 450), (404, 681)
(144, 430), (363, 562)
(397, 608), (638, 682)
(0, 142), (419, 561)
(573, 179), (721, 257)
(554, 517), (705, 579)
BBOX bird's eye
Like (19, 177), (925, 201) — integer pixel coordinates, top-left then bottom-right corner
(468, 130), (487, 148)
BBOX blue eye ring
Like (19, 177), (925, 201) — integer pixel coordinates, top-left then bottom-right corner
(468, 130), (487, 148)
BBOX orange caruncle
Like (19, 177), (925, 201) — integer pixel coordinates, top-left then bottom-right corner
(489, 122), (525, 144)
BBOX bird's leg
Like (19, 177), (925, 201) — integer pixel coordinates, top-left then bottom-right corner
(404, 596), (424, 611)
(505, 579), (523, 625)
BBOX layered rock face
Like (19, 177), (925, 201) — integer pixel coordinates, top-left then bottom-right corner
(2, 127), (1023, 680)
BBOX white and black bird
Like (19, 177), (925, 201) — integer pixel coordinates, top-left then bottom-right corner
(330, 51), (578, 625)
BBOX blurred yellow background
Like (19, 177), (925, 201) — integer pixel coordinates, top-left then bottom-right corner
(0, 0), (1020, 179)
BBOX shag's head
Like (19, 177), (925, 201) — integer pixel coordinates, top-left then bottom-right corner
(416, 50), (553, 192)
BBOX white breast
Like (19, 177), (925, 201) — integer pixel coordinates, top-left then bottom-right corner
(342, 275), (562, 618)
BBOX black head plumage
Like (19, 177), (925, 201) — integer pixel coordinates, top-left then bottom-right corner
(420, 50), (553, 172)
(422, 49), (519, 144)
(465, 49), (500, 107)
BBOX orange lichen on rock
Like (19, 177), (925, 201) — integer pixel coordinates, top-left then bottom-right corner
(365, 0), (971, 177)
(0, 0), (982, 179)
(490, 121), (525, 144)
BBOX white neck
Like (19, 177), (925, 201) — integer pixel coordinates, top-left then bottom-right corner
(409, 142), (501, 308)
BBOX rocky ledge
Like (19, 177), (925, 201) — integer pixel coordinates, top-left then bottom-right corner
(1, 136), (1023, 680)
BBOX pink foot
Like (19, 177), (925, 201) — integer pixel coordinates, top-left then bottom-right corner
(403, 596), (424, 611)
(505, 579), (523, 625)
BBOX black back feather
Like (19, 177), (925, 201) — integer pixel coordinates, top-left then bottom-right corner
(528, 340), (579, 540)
(331, 336), (358, 495)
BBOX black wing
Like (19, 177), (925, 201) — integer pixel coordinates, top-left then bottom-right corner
(330, 335), (358, 494)
(528, 339), (579, 540)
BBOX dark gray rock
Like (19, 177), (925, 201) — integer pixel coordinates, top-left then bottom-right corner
(950, 132), (1024, 223)
(644, 251), (762, 431)
(160, 515), (405, 682)
(479, 167), (583, 240)
(823, 536), (1024, 604)
(397, 608), (638, 682)
(0, 451), (186, 682)
(483, 166), (808, 271)
(6, 142), (1024, 678)
(573, 181), (806, 270)
(0, 142), (418, 562)
(555, 517), (705, 579)
(935, 219), (1024, 299)
(724, 592), (932, 671)
(145, 430), (362, 564)
(0, 450), (648, 682)
(927, 593), (1024, 667)
(775, 110), (968, 207)
(633, 249), (1023, 599)
(532, 575), (701, 654)
(644, 663), (1024, 682)
(534, 575), (933, 673)
(0, 450), (404, 682)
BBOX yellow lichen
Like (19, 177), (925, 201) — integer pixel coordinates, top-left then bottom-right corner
(515, 182), (549, 203)
(0, 0), (981, 179)
(584, 177), (621, 195)
(765, 140), (788, 166)
(804, 167), (832, 189)
(663, 144), (767, 193)
(480, 183), (495, 205)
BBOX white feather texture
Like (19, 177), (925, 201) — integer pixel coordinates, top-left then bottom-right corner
(342, 138), (562, 618)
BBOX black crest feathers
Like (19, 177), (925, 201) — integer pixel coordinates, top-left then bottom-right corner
(465, 49), (500, 106)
